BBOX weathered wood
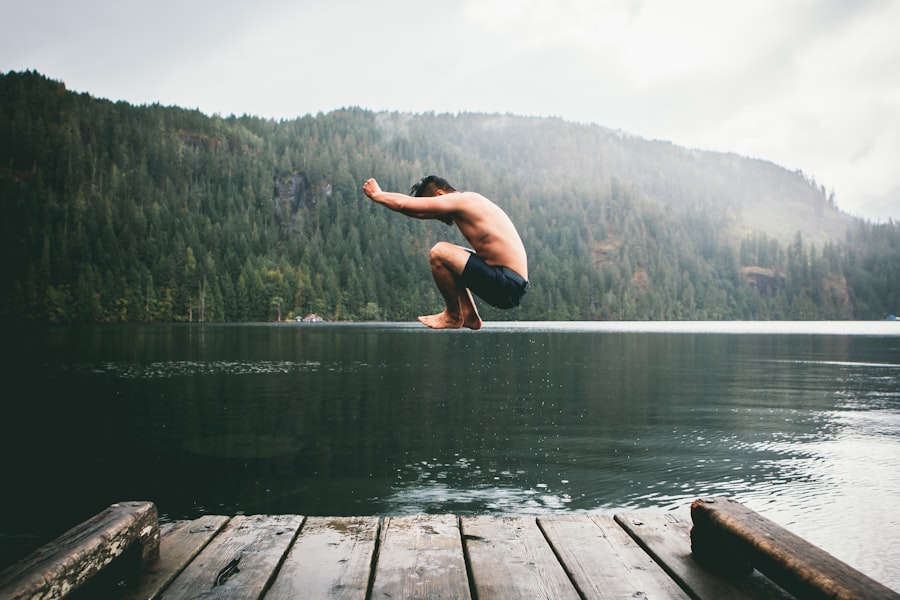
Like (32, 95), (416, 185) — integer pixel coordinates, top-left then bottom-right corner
(0, 501), (159, 600)
(538, 513), (691, 599)
(124, 515), (230, 600)
(616, 512), (795, 599)
(690, 496), (900, 600)
(160, 514), (302, 600)
(7, 500), (897, 599)
(461, 516), (579, 600)
(265, 516), (378, 600)
(370, 514), (470, 600)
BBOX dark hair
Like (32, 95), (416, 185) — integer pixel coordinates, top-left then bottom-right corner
(409, 175), (456, 197)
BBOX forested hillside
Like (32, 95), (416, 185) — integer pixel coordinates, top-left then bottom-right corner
(1, 70), (897, 323)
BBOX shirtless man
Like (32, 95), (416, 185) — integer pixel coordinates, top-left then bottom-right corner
(363, 176), (529, 330)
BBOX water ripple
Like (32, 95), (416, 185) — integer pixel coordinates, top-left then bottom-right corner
(57, 359), (344, 378)
(381, 455), (575, 515)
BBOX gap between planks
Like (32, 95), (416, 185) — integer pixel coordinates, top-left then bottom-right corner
(126, 513), (694, 599)
(122, 512), (798, 599)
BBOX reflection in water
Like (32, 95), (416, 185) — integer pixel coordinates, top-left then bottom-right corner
(2, 322), (899, 589)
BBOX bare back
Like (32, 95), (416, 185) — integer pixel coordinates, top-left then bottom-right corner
(451, 192), (528, 280)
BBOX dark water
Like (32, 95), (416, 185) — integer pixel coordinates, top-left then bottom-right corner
(2, 321), (899, 589)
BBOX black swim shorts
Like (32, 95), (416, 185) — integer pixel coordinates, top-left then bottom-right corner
(460, 252), (529, 309)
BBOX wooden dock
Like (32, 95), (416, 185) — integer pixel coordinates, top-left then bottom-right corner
(1, 497), (897, 599)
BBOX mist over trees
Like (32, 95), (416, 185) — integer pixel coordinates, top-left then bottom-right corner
(1, 70), (898, 323)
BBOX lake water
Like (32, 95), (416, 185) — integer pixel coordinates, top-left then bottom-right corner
(2, 321), (899, 590)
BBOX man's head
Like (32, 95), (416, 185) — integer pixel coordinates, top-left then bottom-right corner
(410, 175), (456, 197)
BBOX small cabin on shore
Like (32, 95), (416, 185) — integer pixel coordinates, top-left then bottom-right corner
(296, 313), (324, 323)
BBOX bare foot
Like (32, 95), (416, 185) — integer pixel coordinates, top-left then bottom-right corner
(418, 311), (463, 329)
(460, 289), (483, 330)
(462, 312), (482, 330)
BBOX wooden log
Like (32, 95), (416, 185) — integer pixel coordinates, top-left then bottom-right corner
(159, 514), (302, 600)
(690, 496), (900, 600)
(0, 501), (159, 600)
(265, 516), (378, 600)
(461, 515), (578, 600)
(370, 514), (470, 600)
(538, 514), (690, 599)
(123, 515), (230, 600)
(615, 512), (793, 600)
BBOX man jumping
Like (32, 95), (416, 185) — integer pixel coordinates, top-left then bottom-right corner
(362, 175), (529, 330)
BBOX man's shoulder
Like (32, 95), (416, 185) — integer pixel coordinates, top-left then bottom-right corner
(459, 191), (493, 205)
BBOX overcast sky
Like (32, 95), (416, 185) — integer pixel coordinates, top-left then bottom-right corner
(3, 0), (898, 221)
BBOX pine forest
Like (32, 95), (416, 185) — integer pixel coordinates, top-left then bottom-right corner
(1, 70), (898, 324)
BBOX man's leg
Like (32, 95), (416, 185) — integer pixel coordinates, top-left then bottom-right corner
(418, 242), (482, 330)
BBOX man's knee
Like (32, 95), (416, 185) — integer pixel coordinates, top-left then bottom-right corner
(429, 242), (469, 272)
(430, 241), (451, 253)
(429, 242), (454, 262)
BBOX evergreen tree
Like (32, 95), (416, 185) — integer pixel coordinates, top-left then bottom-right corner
(1, 70), (898, 324)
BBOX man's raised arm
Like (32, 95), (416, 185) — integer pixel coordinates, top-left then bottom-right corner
(363, 178), (453, 224)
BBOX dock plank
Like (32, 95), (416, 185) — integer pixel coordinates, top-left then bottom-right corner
(160, 514), (302, 600)
(0, 501), (159, 600)
(125, 515), (230, 600)
(615, 512), (793, 600)
(691, 496), (900, 600)
(370, 514), (470, 600)
(265, 516), (378, 600)
(462, 516), (579, 600)
(539, 514), (691, 599)
(10, 501), (896, 599)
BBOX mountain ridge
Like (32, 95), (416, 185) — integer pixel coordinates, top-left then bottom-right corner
(1, 70), (896, 323)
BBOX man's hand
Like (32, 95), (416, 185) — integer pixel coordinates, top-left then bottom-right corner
(363, 178), (382, 200)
